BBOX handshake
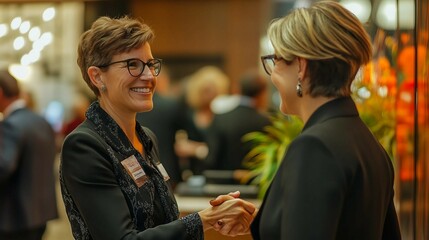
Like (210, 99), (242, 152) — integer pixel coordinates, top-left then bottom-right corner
(197, 191), (257, 237)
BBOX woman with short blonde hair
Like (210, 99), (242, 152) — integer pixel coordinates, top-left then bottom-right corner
(246, 1), (401, 239)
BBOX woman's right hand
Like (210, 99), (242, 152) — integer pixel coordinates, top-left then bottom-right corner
(197, 192), (256, 236)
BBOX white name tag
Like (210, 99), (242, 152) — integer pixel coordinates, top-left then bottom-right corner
(156, 163), (170, 181)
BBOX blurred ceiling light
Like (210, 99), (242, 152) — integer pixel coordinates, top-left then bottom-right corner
(32, 32), (53, 51)
(8, 64), (32, 82)
(11, 17), (22, 30)
(294, 0), (311, 8)
(340, 0), (371, 23)
(13, 36), (25, 50)
(19, 20), (31, 34)
(28, 49), (41, 63)
(0, 24), (8, 38)
(21, 54), (31, 65)
(21, 49), (41, 65)
(29, 27), (41, 42)
(43, 7), (56, 22)
(378, 86), (388, 97)
(33, 39), (45, 51)
(260, 36), (274, 55)
(357, 86), (371, 99)
(40, 32), (53, 45)
(376, 0), (415, 30)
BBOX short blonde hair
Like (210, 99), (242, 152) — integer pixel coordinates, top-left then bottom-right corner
(268, 1), (372, 97)
(77, 16), (154, 96)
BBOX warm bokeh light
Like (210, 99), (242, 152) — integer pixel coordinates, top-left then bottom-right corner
(21, 49), (41, 65)
(10, 17), (22, 30)
(0, 23), (8, 38)
(19, 20), (31, 34)
(28, 27), (41, 42)
(42, 7), (56, 22)
(40, 32), (53, 45)
(340, 0), (371, 23)
(13, 36), (25, 50)
(259, 36), (274, 55)
(376, 0), (415, 30)
(8, 64), (32, 82)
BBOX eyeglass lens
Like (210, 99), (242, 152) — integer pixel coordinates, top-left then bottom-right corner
(262, 57), (275, 76)
(128, 59), (162, 77)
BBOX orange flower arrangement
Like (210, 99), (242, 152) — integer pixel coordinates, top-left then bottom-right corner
(352, 47), (397, 160)
(355, 31), (428, 181)
(394, 32), (428, 181)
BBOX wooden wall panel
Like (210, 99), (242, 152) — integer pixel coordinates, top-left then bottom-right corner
(131, 0), (271, 93)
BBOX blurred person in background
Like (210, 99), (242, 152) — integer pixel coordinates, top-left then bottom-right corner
(137, 65), (184, 189)
(174, 66), (229, 177)
(206, 69), (271, 182)
(0, 69), (58, 240)
(61, 91), (92, 137)
(20, 89), (36, 111)
(60, 16), (255, 239)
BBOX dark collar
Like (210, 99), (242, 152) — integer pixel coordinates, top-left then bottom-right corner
(303, 96), (359, 131)
(85, 101), (153, 157)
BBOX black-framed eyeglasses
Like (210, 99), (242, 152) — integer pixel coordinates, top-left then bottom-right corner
(261, 54), (292, 76)
(98, 58), (162, 77)
(260, 54), (278, 76)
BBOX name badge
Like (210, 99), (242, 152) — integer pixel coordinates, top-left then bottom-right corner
(156, 163), (170, 181)
(121, 155), (147, 187)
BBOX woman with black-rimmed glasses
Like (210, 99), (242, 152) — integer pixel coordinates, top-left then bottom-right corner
(213, 1), (401, 239)
(254, 1), (401, 239)
(60, 16), (255, 240)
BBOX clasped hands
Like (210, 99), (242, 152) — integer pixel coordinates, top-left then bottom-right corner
(198, 191), (257, 237)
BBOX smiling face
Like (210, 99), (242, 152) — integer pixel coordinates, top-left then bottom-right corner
(93, 42), (157, 117)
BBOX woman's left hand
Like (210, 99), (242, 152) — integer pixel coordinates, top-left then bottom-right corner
(205, 191), (257, 236)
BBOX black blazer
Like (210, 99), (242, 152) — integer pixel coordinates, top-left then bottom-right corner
(250, 97), (401, 240)
(0, 107), (58, 231)
(206, 104), (271, 170)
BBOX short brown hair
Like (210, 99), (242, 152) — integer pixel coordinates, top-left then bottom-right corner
(77, 16), (154, 96)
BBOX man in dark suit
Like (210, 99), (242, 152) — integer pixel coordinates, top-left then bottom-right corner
(0, 70), (58, 240)
(206, 70), (271, 173)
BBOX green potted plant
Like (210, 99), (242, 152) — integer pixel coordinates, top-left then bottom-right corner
(241, 112), (303, 198)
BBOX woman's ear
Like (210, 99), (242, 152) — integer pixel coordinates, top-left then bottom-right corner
(87, 66), (103, 87)
(297, 57), (308, 81)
